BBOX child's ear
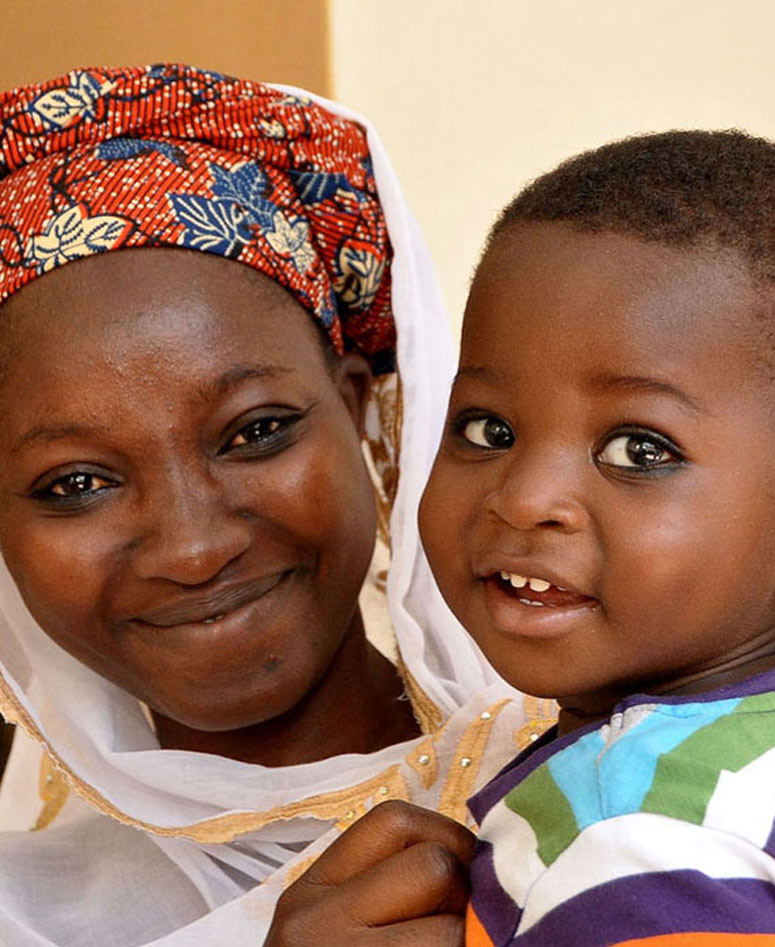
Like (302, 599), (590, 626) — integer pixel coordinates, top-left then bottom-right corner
(335, 354), (372, 436)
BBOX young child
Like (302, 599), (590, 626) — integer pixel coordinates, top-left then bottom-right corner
(419, 129), (775, 945)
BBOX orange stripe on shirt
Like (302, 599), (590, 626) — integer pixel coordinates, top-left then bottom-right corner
(613, 934), (775, 946)
(466, 904), (496, 947)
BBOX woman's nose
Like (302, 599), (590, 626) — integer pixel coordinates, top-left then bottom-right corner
(485, 447), (589, 534)
(129, 471), (252, 585)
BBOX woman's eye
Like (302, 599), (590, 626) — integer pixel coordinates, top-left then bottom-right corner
(461, 416), (515, 450)
(222, 414), (302, 454)
(598, 433), (677, 469)
(36, 472), (115, 502)
(228, 418), (283, 448)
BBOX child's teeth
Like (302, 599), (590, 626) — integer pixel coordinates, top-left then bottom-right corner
(509, 574), (528, 589)
(528, 577), (551, 592)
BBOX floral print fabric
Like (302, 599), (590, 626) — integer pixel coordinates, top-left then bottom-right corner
(0, 63), (394, 371)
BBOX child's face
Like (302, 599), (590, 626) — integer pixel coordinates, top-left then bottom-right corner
(0, 249), (376, 732)
(420, 222), (775, 718)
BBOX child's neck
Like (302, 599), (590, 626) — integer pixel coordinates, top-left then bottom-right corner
(557, 645), (775, 736)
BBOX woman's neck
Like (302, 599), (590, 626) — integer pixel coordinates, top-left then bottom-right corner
(151, 610), (421, 765)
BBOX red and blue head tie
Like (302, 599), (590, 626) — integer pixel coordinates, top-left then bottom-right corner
(0, 63), (395, 372)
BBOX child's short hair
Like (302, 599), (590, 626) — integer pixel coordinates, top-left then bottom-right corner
(490, 129), (775, 286)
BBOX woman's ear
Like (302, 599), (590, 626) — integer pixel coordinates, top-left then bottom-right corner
(334, 354), (372, 436)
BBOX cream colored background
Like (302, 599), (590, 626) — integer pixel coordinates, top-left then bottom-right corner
(3, 0), (775, 333)
(330, 0), (775, 333)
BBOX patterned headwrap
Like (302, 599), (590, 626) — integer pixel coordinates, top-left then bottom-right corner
(0, 63), (395, 372)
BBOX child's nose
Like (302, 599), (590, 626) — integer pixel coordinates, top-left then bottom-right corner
(485, 448), (589, 534)
(129, 469), (252, 585)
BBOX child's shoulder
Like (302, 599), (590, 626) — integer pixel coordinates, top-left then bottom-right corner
(472, 671), (775, 858)
(468, 675), (775, 945)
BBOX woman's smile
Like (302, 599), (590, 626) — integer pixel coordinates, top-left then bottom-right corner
(0, 249), (380, 735)
(130, 570), (293, 629)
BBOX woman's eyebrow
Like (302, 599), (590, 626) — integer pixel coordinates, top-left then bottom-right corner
(589, 372), (707, 415)
(10, 364), (296, 455)
(202, 363), (295, 399)
(10, 423), (114, 455)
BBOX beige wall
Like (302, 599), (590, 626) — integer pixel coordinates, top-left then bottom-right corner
(4, 0), (775, 332)
(0, 0), (330, 94)
(330, 0), (775, 334)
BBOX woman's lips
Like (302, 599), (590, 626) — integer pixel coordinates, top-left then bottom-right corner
(133, 571), (292, 628)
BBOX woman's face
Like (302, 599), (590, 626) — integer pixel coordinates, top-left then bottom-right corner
(0, 249), (377, 732)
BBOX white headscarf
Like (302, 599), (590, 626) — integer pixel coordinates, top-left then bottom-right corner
(0, 85), (554, 947)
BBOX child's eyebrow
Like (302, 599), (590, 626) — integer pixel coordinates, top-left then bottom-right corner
(589, 373), (706, 415)
(453, 365), (499, 383)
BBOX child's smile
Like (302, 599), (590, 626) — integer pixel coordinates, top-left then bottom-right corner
(487, 569), (596, 612)
(420, 221), (775, 727)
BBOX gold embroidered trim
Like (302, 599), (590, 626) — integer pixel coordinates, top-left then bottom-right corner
(333, 762), (408, 831)
(396, 655), (442, 734)
(514, 696), (558, 750)
(437, 698), (512, 825)
(363, 373), (401, 551)
(406, 735), (439, 790)
(282, 853), (318, 889)
(0, 672), (419, 842)
(34, 752), (70, 831)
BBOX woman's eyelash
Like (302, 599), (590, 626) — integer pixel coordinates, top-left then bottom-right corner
(31, 471), (117, 506)
(220, 410), (307, 455)
(29, 411), (308, 507)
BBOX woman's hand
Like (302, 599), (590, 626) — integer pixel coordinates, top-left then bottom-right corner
(264, 800), (476, 946)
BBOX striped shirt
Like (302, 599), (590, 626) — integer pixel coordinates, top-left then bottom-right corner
(467, 671), (775, 946)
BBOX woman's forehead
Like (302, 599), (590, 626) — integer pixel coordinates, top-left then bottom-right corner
(0, 249), (331, 397)
(3, 248), (310, 333)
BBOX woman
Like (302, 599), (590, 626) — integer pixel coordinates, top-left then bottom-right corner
(0, 64), (553, 945)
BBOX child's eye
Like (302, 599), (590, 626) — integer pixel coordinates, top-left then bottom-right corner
(33, 471), (117, 505)
(461, 416), (515, 450)
(221, 413), (303, 455)
(598, 431), (680, 469)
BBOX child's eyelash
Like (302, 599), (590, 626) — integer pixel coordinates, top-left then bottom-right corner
(596, 425), (686, 473)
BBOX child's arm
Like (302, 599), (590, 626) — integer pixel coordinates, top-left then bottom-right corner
(266, 800), (476, 947)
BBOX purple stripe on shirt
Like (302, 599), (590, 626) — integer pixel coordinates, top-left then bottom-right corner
(469, 839), (521, 946)
(510, 871), (775, 947)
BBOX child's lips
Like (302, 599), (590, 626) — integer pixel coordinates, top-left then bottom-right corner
(481, 570), (599, 638)
(491, 571), (594, 608)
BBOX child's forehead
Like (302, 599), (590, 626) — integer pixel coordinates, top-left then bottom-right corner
(480, 221), (748, 289)
(471, 223), (763, 338)
(462, 222), (771, 396)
